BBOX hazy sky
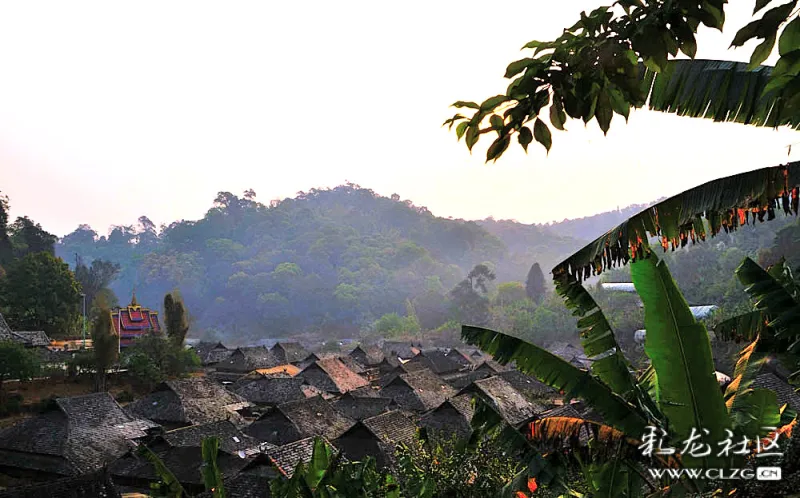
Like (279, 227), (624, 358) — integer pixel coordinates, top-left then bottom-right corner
(1, 1), (798, 237)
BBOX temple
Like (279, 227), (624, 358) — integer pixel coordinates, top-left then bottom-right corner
(111, 293), (162, 347)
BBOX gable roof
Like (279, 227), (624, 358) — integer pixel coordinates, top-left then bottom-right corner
(333, 396), (394, 421)
(496, 370), (558, 400)
(192, 341), (232, 365)
(125, 378), (249, 426)
(0, 469), (121, 498)
(753, 372), (800, 412)
(234, 377), (312, 406)
(0, 311), (13, 340)
(349, 345), (385, 366)
(445, 348), (478, 366)
(405, 350), (464, 375)
(446, 369), (492, 390)
(249, 396), (355, 443)
(460, 376), (546, 427)
(10, 330), (51, 347)
(301, 357), (368, 394)
(383, 369), (456, 412)
(337, 355), (366, 374)
(419, 394), (475, 439)
(348, 385), (382, 398)
(0, 393), (157, 476)
(217, 346), (281, 372)
(473, 359), (508, 374)
(381, 341), (420, 360)
(265, 437), (337, 478)
(360, 411), (418, 446)
(270, 342), (311, 364)
(162, 420), (264, 456)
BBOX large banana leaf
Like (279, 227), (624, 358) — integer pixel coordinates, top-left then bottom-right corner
(723, 337), (780, 440)
(630, 255), (730, 468)
(643, 60), (799, 129)
(201, 437), (226, 498)
(462, 325), (649, 437)
(137, 444), (186, 497)
(553, 161), (800, 282)
(715, 310), (769, 342)
(737, 257), (800, 349)
(555, 273), (654, 417)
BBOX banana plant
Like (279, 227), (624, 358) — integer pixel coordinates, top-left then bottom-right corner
(270, 437), (402, 498)
(462, 253), (789, 497)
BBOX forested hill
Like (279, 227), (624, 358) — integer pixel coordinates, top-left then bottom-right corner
(56, 185), (585, 341)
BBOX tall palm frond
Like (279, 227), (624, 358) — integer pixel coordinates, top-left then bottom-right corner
(553, 162), (800, 282)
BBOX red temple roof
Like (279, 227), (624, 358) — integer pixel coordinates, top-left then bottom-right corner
(111, 294), (161, 347)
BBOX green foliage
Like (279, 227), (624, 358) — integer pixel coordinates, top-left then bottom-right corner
(90, 306), (118, 392)
(122, 333), (200, 389)
(495, 281), (527, 306)
(137, 443), (186, 498)
(9, 216), (57, 258)
(73, 258), (121, 312)
(444, 1), (799, 161)
(0, 252), (82, 338)
(0, 193), (13, 268)
(270, 437), (401, 498)
(395, 433), (521, 498)
(630, 254), (730, 468)
(164, 291), (190, 347)
(450, 264), (496, 327)
(0, 340), (41, 402)
(524, 263), (545, 304)
(201, 437), (226, 498)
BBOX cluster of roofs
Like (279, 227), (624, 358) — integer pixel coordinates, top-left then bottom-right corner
(2, 338), (799, 498)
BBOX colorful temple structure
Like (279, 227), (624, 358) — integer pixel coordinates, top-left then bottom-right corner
(111, 293), (161, 347)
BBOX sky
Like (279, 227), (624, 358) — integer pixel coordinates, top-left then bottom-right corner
(1, 1), (798, 237)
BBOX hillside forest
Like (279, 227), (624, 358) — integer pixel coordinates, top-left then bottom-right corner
(2, 185), (798, 353)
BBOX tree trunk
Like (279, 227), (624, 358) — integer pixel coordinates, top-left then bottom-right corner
(94, 370), (106, 392)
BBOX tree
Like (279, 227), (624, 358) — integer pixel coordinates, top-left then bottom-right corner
(74, 258), (121, 312)
(123, 333), (199, 389)
(0, 341), (40, 404)
(524, 263), (545, 304)
(444, 1), (799, 162)
(163, 291), (190, 347)
(0, 252), (82, 338)
(90, 304), (118, 392)
(0, 193), (13, 268)
(9, 216), (57, 257)
(495, 281), (528, 306)
(450, 264), (496, 326)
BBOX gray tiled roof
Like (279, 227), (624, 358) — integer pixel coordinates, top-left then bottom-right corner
(234, 377), (311, 406)
(162, 420), (263, 456)
(349, 345), (385, 366)
(0, 311), (12, 339)
(299, 358), (368, 394)
(246, 396), (355, 444)
(753, 372), (800, 413)
(496, 370), (558, 400)
(270, 342), (311, 364)
(265, 437), (336, 478)
(10, 330), (51, 347)
(192, 341), (232, 365)
(333, 396), (394, 420)
(381, 368), (456, 412)
(125, 378), (249, 426)
(405, 350), (464, 375)
(0, 393), (157, 476)
(217, 346), (281, 373)
(460, 376), (546, 427)
(0, 469), (121, 498)
(361, 411), (418, 446)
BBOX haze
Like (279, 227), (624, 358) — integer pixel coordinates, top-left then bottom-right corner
(1, 0), (797, 237)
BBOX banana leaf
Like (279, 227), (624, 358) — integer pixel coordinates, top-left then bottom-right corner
(715, 311), (770, 342)
(201, 437), (226, 498)
(137, 444), (186, 498)
(553, 161), (800, 283)
(644, 60), (799, 129)
(462, 325), (649, 437)
(736, 257), (800, 349)
(556, 273), (663, 421)
(630, 255), (730, 468)
(723, 337), (780, 440)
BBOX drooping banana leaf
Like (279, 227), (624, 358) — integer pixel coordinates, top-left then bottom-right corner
(201, 437), (226, 498)
(724, 338), (766, 407)
(462, 325), (649, 437)
(555, 273), (660, 422)
(529, 415), (627, 449)
(553, 161), (800, 283)
(630, 254), (730, 468)
(643, 60), (799, 129)
(137, 444), (186, 498)
(737, 257), (800, 350)
(715, 311), (770, 342)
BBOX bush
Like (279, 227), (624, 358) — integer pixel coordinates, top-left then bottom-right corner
(121, 333), (200, 389)
(0, 393), (23, 416)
